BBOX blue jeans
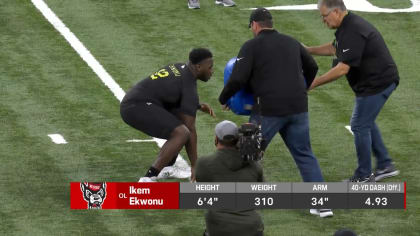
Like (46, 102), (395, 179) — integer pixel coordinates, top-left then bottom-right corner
(250, 112), (324, 182)
(350, 83), (396, 177)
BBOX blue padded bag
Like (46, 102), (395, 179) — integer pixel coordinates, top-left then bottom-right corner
(224, 57), (254, 115)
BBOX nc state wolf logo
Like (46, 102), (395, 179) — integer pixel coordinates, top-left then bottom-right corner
(80, 182), (107, 209)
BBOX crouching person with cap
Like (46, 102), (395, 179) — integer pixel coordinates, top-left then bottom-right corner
(196, 120), (264, 236)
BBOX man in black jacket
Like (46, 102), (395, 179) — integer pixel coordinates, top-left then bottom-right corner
(219, 8), (332, 217)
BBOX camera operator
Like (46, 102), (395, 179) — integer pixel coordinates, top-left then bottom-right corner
(195, 120), (264, 236)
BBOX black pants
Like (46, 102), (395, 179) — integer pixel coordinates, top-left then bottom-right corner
(120, 102), (182, 139)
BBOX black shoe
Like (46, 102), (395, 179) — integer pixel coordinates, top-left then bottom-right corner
(346, 173), (376, 183)
(374, 164), (400, 181)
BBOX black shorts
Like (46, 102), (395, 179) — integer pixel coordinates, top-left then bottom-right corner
(120, 102), (182, 139)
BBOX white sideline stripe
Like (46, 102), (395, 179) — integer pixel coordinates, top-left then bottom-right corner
(126, 139), (155, 143)
(32, 0), (189, 171)
(48, 134), (67, 144)
(31, 0), (125, 102)
(345, 126), (354, 136)
(248, 0), (420, 13)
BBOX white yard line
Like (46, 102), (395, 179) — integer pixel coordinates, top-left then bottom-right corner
(126, 139), (156, 143)
(31, 0), (125, 102)
(48, 134), (67, 144)
(32, 0), (189, 170)
(345, 126), (354, 135)
(253, 0), (420, 13)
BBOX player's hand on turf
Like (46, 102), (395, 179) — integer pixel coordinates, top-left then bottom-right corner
(200, 103), (216, 117)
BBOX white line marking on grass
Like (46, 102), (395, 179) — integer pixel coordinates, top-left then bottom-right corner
(48, 134), (67, 144)
(345, 126), (354, 135)
(31, 0), (125, 102)
(32, 0), (189, 171)
(246, 0), (420, 13)
(126, 139), (155, 143)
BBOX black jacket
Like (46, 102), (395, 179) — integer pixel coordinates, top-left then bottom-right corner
(219, 29), (318, 117)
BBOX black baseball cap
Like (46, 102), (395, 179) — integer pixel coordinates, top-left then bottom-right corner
(249, 8), (272, 28)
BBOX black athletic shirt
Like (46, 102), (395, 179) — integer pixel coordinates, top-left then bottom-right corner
(334, 12), (399, 96)
(121, 63), (199, 116)
(219, 29), (318, 117)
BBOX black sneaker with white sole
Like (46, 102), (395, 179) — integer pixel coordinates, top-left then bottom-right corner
(188, 0), (200, 9)
(215, 0), (236, 7)
(374, 164), (400, 181)
(346, 173), (376, 183)
(310, 209), (334, 218)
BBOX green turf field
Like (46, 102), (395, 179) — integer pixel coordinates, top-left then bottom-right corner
(1, 0), (419, 235)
